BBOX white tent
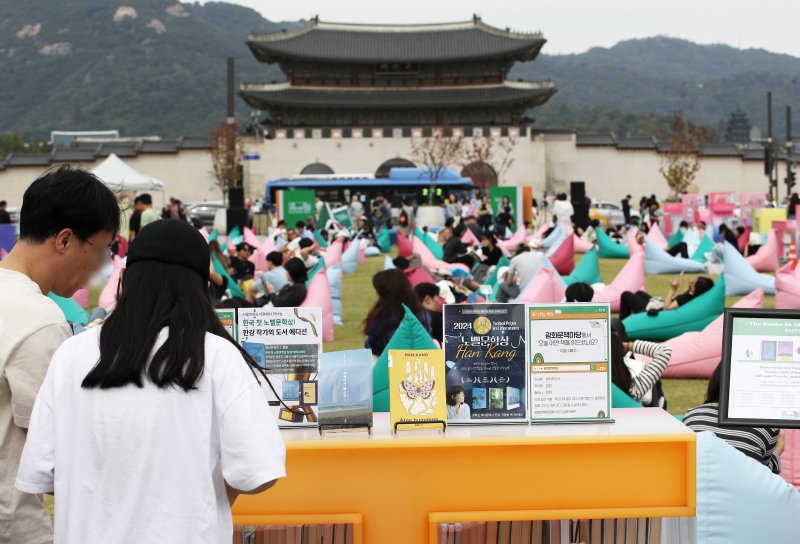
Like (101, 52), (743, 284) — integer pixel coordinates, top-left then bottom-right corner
(91, 153), (166, 192)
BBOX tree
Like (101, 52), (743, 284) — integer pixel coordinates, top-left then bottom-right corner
(659, 112), (707, 197)
(463, 132), (518, 193)
(0, 132), (52, 156)
(209, 121), (242, 204)
(410, 126), (467, 205)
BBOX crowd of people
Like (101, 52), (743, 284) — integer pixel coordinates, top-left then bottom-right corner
(0, 167), (791, 542)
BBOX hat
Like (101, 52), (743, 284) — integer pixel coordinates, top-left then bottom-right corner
(127, 220), (210, 281)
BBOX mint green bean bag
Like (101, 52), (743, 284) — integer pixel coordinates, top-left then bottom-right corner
(564, 247), (603, 285)
(622, 274), (726, 341)
(372, 305), (438, 412)
(596, 228), (630, 259)
(48, 293), (89, 325)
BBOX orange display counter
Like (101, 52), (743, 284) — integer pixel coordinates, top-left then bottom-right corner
(232, 408), (696, 543)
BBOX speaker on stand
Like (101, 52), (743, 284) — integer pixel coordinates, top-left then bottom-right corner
(570, 181), (590, 231)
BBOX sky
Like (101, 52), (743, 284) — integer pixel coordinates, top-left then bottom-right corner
(212, 0), (800, 57)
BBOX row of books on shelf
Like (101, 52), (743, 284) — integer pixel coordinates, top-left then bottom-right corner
(436, 518), (662, 544)
(217, 301), (613, 431)
(233, 524), (353, 544)
(232, 518), (663, 544)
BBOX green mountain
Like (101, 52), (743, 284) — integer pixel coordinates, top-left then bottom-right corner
(0, 0), (292, 138)
(512, 37), (800, 136)
(1, 1), (797, 140)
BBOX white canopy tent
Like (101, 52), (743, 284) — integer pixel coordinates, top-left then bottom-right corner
(91, 153), (166, 193)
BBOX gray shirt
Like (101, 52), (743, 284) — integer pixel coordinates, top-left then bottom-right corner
(508, 251), (544, 291)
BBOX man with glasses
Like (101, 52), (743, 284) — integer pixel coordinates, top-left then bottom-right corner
(0, 165), (120, 543)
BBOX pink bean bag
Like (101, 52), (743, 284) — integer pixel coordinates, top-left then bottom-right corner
(573, 234), (594, 254)
(242, 227), (268, 273)
(405, 267), (435, 288)
(199, 227), (210, 242)
(746, 229), (779, 273)
(497, 226), (527, 255)
(461, 227), (480, 248)
(780, 429), (800, 491)
(72, 287), (90, 309)
(397, 230), (413, 258)
(411, 236), (470, 273)
(98, 255), (125, 311)
(515, 268), (565, 304)
(775, 262), (800, 309)
(323, 237), (344, 268)
(530, 222), (550, 240)
(738, 227), (751, 253)
(647, 223), (669, 249)
(591, 249), (645, 313)
(661, 288), (764, 378)
(301, 269), (334, 343)
(626, 228), (643, 256)
(357, 240), (366, 264)
(548, 232), (575, 276)
(116, 236), (129, 258)
(259, 234), (275, 256)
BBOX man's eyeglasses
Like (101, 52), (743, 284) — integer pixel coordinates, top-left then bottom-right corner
(81, 237), (115, 263)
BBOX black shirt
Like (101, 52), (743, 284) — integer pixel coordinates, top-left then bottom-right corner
(442, 236), (467, 263)
(675, 292), (696, 307)
(129, 211), (141, 236)
(229, 257), (255, 282)
(428, 310), (443, 343)
(268, 283), (307, 307)
(483, 246), (503, 267)
(0, 209), (11, 224)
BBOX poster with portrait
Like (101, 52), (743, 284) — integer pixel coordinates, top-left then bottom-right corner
(443, 303), (528, 424)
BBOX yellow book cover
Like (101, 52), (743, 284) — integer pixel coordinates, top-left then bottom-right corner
(388, 349), (447, 430)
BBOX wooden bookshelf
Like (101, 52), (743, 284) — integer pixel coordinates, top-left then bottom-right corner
(232, 408), (695, 543)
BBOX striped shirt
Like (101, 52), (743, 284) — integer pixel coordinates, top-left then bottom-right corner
(626, 340), (672, 402)
(683, 402), (781, 474)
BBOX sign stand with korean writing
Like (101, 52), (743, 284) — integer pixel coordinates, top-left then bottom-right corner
(528, 303), (613, 424)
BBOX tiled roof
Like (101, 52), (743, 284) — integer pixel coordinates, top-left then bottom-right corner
(247, 18), (545, 63)
(1, 138), (210, 170)
(240, 81), (556, 109)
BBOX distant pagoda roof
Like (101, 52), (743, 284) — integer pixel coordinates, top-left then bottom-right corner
(247, 16), (546, 63)
(239, 81), (556, 110)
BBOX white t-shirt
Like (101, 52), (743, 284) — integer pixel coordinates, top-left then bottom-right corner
(553, 200), (574, 224)
(16, 326), (286, 544)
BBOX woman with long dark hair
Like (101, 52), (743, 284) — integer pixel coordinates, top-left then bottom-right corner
(362, 268), (429, 356)
(17, 220), (285, 543)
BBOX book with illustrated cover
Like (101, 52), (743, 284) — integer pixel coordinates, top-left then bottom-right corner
(236, 306), (323, 427)
(443, 303), (527, 424)
(318, 349), (373, 430)
(388, 349), (447, 431)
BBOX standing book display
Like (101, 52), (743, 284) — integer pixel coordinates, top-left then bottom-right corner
(442, 303), (528, 424)
(388, 349), (447, 432)
(236, 306), (323, 427)
(318, 349), (373, 434)
(528, 303), (613, 423)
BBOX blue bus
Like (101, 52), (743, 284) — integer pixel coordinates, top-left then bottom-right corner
(265, 167), (476, 208)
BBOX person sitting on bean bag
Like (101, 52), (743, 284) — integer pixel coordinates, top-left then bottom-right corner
(619, 275), (714, 320)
